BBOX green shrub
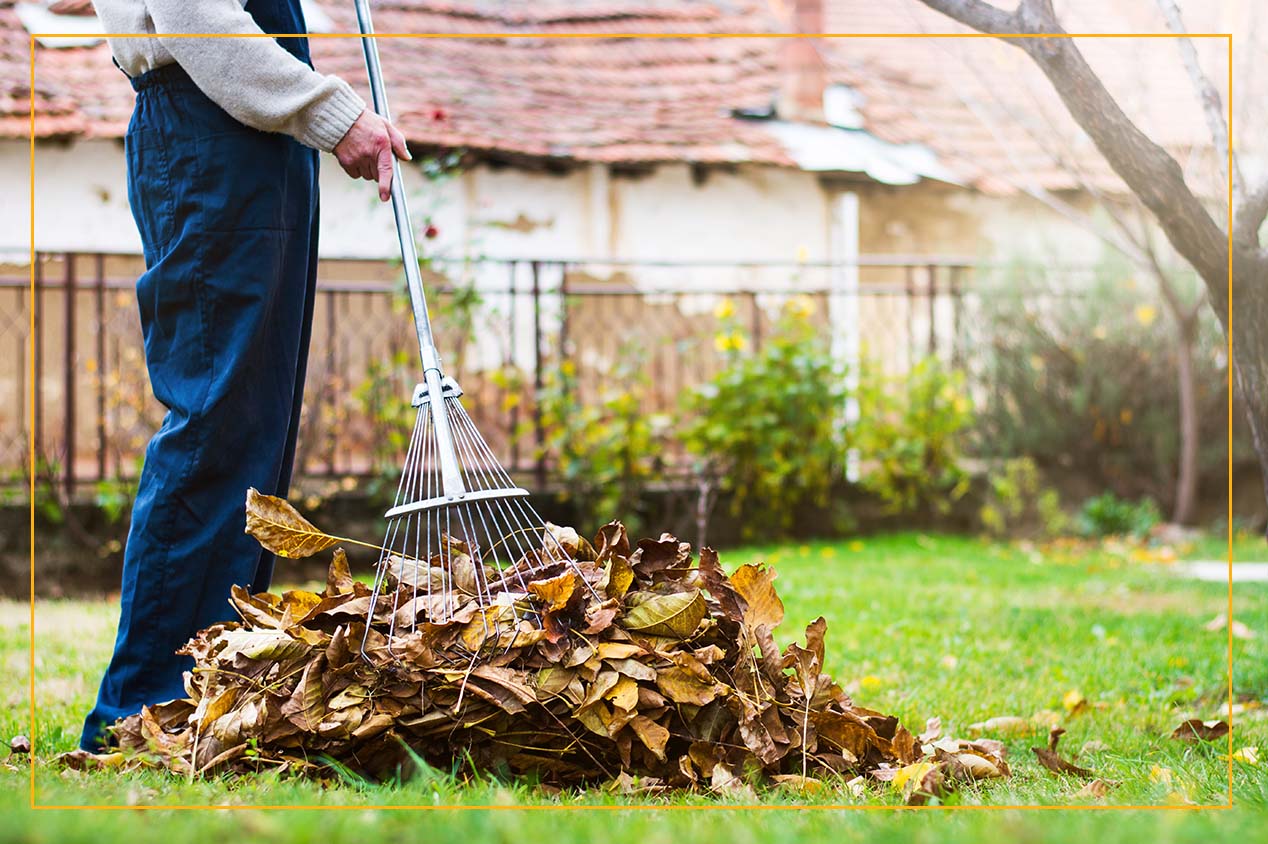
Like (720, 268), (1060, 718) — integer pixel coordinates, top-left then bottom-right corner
(854, 355), (975, 515)
(1076, 491), (1161, 538)
(679, 301), (847, 537)
(978, 456), (1068, 538)
(970, 256), (1244, 502)
(533, 352), (668, 535)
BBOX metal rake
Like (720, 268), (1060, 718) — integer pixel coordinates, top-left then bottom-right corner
(352, 0), (591, 656)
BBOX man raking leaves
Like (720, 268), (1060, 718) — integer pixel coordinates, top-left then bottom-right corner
(81, 0), (410, 751)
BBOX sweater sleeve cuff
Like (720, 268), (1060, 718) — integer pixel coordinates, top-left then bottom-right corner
(297, 79), (366, 153)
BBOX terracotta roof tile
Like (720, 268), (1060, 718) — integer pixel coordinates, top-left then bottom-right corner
(0, 0), (1248, 194)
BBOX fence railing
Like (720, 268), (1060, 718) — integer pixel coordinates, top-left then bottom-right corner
(3, 251), (983, 497)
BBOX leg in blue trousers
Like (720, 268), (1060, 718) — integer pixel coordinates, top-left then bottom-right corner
(80, 51), (320, 749)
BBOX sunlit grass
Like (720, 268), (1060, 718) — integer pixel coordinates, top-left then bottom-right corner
(3, 532), (1266, 841)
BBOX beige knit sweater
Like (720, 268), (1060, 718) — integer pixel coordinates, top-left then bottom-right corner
(91, 0), (365, 152)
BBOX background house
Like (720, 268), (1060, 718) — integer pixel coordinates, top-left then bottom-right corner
(0, 0), (1252, 509)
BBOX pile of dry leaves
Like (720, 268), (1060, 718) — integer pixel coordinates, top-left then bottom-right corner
(106, 493), (1012, 797)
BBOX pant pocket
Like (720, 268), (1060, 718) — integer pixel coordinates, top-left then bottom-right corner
(125, 128), (177, 261)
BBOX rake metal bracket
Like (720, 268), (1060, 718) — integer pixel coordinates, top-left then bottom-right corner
(411, 375), (464, 407)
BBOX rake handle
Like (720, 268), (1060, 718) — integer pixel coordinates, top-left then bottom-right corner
(352, 0), (441, 374)
(352, 0), (467, 498)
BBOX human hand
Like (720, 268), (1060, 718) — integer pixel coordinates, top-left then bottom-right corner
(333, 109), (410, 202)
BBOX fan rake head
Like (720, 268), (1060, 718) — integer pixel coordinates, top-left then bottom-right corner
(360, 376), (595, 659)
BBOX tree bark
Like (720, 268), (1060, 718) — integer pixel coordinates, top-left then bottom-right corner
(1172, 312), (1199, 524)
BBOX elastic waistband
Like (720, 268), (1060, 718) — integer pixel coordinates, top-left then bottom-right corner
(129, 62), (195, 93)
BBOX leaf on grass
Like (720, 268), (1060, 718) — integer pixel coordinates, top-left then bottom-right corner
(1203, 614), (1256, 639)
(1170, 719), (1230, 742)
(1075, 778), (1118, 798)
(890, 760), (947, 805)
(245, 488), (342, 559)
(1061, 689), (1087, 716)
(619, 589), (706, 638)
(968, 715), (1036, 737)
(1031, 728), (1096, 779)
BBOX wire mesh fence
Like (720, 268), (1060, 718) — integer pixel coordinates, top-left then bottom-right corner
(2, 251), (1013, 499)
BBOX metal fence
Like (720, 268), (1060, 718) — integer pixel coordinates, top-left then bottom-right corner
(2, 251), (978, 497)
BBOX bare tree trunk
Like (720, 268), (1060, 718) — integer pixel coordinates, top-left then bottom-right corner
(1172, 313), (1199, 524)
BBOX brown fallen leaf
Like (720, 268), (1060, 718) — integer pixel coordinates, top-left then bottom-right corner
(619, 589), (706, 638)
(1031, 728), (1096, 779)
(1170, 719), (1230, 742)
(57, 749), (128, 771)
(106, 517), (1006, 793)
(9, 736), (30, 755)
(968, 715), (1034, 737)
(1203, 614), (1256, 640)
(245, 488), (355, 559)
(1075, 778), (1118, 798)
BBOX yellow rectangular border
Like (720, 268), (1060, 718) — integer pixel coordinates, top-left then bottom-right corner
(27, 29), (1237, 811)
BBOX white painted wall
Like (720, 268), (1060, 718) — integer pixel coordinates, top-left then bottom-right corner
(3, 137), (1126, 273)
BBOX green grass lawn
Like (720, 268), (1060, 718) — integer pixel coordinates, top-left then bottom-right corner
(3, 532), (1267, 843)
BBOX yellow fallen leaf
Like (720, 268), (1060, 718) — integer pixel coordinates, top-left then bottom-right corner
(1232, 746), (1260, 766)
(860, 675), (883, 692)
(1149, 765), (1174, 785)
(891, 761), (938, 793)
(1031, 709), (1063, 728)
(1062, 689), (1087, 715)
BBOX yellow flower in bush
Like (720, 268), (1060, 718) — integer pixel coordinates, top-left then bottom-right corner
(1135, 304), (1158, 326)
(786, 294), (815, 319)
(714, 331), (746, 353)
(713, 297), (735, 320)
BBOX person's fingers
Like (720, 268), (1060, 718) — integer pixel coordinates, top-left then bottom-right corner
(359, 157), (376, 182)
(376, 143), (394, 201)
(387, 122), (411, 161)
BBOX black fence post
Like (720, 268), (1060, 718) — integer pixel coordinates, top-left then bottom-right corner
(927, 263), (938, 360)
(507, 261), (520, 474)
(62, 253), (76, 499)
(33, 254), (43, 467)
(531, 260), (546, 491)
(94, 253), (106, 482)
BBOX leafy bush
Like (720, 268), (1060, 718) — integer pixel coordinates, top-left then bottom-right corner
(534, 352), (668, 535)
(969, 257), (1244, 503)
(854, 355), (975, 515)
(978, 456), (1068, 538)
(1076, 491), (1161, 538)
(679, 301), (847, 537)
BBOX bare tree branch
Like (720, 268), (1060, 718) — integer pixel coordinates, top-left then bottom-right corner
(1154, 0), (1243, 199)
(917, 0), (1229, 309)
(917, 0), (1016, 36)
(1236, 180), (1268, 248)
